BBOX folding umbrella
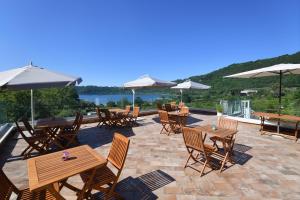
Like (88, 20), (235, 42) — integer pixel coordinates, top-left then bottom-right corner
(0, 62), (82, 126)
(224, 63), (300, 113)
(123, 75), (176, 107)
(171, 80), (210, 103)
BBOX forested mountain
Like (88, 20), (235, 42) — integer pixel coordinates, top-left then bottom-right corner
(187, 51), (300, 92)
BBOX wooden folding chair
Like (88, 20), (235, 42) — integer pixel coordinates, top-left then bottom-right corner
(158, 110), (178, 135)
(128, 107), (140, 126)
(101, 108), (117, 127)
(180, 106), (189, 114)
(170, 101), (178, 110)
(96, 107), (106, 128)
(21, 117), (45, 136)
(15, 122), (51, 159)
(178, 102), (185, 109)
(0, 169), (65, 200)
(164, 104), (173, 112)
(58, 113), (83, 148)
(125, 105), (131, 113)
(80, 133), (130, 199)
(182, 127), (219, 176)
(210, 117), (238, 153)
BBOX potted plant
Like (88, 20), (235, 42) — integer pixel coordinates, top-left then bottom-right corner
(216, 104), (223, 117)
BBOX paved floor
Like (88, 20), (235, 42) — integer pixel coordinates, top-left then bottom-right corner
(1, 114), (300, 200)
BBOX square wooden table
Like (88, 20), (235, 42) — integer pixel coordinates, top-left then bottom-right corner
(195, 124), (237, 167)
(109, 108), (126, 113)
(28, 145), (106, 199)
(195, 124), (237, 139)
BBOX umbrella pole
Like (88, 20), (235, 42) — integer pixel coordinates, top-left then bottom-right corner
(277, 71), (282, 133)
(131, 89), (135, 108)
(279, 71), (282, 114)
(180, 89), (183, 103)
(31, 89), (34, 128)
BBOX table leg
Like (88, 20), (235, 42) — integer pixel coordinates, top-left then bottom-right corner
(295, 121), (299, 142)
(77, 168), (97, 200)
(47, 183), (65, 200)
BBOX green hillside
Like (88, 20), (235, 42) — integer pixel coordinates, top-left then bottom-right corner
(188, 51), (300, 92)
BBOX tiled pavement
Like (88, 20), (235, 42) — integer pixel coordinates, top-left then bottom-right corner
(1, 114), (300, 200)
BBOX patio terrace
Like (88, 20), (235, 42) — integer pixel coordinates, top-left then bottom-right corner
(1, 113), (300, 200)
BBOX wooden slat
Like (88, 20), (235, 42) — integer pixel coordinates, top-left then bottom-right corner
(27, 145), (106, 191)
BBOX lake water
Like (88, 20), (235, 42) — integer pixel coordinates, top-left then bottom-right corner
(79, 94), (164, 105)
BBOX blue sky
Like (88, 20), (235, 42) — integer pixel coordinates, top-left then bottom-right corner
(0, 0), (299, 86)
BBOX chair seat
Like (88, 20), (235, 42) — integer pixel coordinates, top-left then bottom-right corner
(204, 144), (217, 152)
(210, 136), (232, 142)
(18, 188), (55, 200)
(80, 166), (116, 188)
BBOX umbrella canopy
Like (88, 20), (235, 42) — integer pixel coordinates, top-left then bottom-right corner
(225, 63), (300, 78)
(171, 80), (210, 103)
(0, 63), (82, 126)
(0, 64), (82, 90)
(124, 75), (176, 88)
(123, 75), (176, 107)
(224, 63), (300, 113)
(172, 80), (210, 90)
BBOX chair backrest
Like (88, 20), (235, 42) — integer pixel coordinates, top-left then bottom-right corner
(132, 107), (140, 118)
(0, 169), (19, 200)
(164, 104), (172, 112)
(182, 127), (206, 154)
(107, 133), (130, 172)
(96, 107), (102, 119)
(100, 108), (111, 119)
(217, 117), (238, 131)
(73, 113), (83, 131)
(181, 106), (189, 114)
(125, 105), (131, 113)
(158, 110), (169, 123)
(178, 102), (185, 109)
(15, 121), (32, 144)
(21, 118), (34, 135)
(157, 103), (163, 110)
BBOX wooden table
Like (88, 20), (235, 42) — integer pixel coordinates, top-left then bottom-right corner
(28, 145), (106, 199)
(109, 108), (126, 113)
(254, 112), (300, 141)
(36, 118), (74, 128)
(195, 124), (237, 167)
(36, 118), (75, 149)
(168, 111), (188, 132)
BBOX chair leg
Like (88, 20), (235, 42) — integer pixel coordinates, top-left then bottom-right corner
(220, 152), (229, 173)
(184, 153), (192, 168)
(200, 160), (208, 177)
(21, 145), (30, 156)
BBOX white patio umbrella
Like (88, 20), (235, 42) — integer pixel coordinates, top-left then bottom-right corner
(123, 75), (176, 107)
(224, 63), (300, 113)
(0, 62), (82, 126)
(171, 80), (210, 103)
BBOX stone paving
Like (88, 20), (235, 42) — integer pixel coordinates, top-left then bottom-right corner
(1, 113), (300, 200)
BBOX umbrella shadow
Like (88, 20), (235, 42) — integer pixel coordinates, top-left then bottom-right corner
(92, 169), (175, 200)
(0, 132), (21, 167)
(78, 126), (136, 149)
(152, 115), (202, 126)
